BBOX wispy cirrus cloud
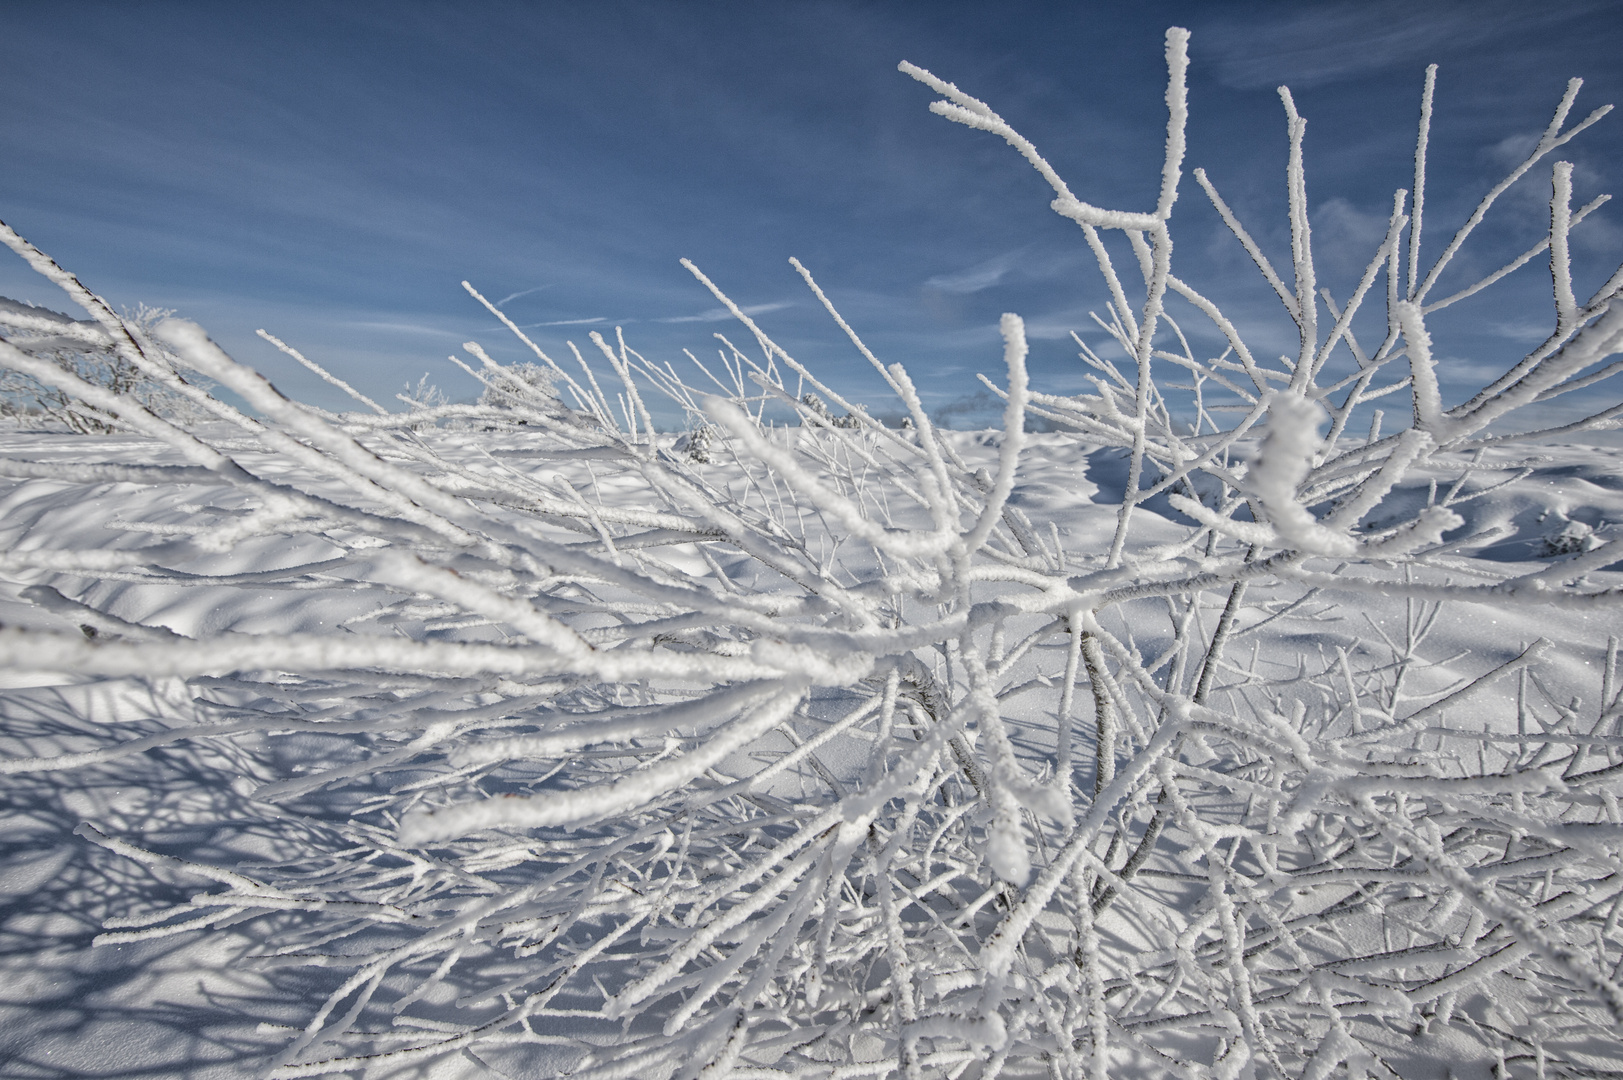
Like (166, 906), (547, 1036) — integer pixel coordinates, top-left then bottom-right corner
(514, 316), (607, 328)
(923, 249), (1084, 295)
(657, 301), (793, 324)
(925, 251), (1023, 294)
(1198, 0), (1614, 90)
(496, 284), (553, 306)
(344, 319), (466, 337)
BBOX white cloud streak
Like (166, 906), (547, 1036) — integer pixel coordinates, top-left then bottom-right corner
(497, 284), (553, 305)
(515, 316), (607, 328)
(657, 301), (793, 323)
(1201, 0), (1615, 89)
(925, 251), (1023, 294)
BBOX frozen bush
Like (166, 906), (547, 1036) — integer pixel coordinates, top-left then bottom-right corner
(0, 295), (213, 431)
(675, 422), (717, 463)
(400, 371), (450, 410)
(477, 359), (556, 411)
(1543, 518), (1600, 555)
(1, 26), (1622, 1080)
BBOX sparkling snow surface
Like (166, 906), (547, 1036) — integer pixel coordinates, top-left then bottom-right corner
(1, 429), (1622, 1079)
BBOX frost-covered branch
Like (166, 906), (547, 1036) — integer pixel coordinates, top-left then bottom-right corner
(0, 24), (1619, 1080)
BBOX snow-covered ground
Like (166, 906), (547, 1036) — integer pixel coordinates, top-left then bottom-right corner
(1, 427), (1620, 1079)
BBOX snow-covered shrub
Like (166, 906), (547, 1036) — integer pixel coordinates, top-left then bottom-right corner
(477, 359), (556, 413)
(0, 294), (212, 431)
(2, 27), (1623, 1079)
(400, 371), (451, 410)
(676, 423), (717, 463)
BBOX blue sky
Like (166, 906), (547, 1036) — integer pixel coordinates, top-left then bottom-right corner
(0, 1), (1619, 425)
